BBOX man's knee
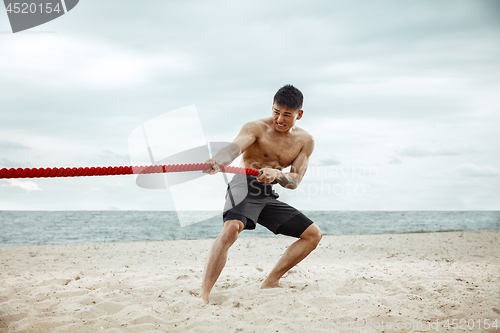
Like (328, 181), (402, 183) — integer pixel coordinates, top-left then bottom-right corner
(300, 223), (322, 249)
(220, 219), (244, 245)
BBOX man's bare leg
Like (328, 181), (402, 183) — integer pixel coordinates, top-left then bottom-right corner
(200, 219), (244, 304)
(261, 223), (322, 289)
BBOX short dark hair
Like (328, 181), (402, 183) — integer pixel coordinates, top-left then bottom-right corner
(273, 84), (303, 111)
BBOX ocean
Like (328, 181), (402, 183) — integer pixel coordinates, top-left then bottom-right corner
(0, 211), (498, 247)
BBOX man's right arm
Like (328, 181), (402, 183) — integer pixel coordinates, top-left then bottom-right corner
(205, 121), (259, 174)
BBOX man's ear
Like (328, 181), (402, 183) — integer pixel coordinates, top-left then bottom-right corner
(296, 110), (304, 120)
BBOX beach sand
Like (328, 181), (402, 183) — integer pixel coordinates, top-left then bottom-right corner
(1, 231), (499, 332)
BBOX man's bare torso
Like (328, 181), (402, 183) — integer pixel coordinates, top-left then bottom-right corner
(240, 117), (311, 171)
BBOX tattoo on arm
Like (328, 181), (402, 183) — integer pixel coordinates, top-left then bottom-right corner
(277, 174), (298, 189)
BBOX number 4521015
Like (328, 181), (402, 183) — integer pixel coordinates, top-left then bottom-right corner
(6, 3), (62, 14)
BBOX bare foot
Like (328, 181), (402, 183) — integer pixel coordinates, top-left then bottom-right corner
(199, 293), (209, 304)
(260, 280), (284, 289)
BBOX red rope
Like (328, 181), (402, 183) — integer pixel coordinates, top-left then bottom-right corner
(0, 163), (260, 179)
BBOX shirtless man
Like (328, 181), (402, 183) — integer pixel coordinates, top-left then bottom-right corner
(200, 84), (322, 304)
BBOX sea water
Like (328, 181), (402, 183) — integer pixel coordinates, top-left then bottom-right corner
(0, 211), (498, 247)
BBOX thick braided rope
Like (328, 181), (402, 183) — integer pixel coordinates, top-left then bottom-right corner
(0, 163), (260, 179)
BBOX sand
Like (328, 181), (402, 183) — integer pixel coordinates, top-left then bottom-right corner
(1, 231), (499, 333)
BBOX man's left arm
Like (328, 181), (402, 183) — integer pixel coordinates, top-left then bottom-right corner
(258, 137), (315, 189)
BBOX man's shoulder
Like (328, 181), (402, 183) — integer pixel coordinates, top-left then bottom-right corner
(294, 126), (314, 155)
(247, 118), (270, 126)
(294, 125), (314, 142)
(241, 118), (270, 132)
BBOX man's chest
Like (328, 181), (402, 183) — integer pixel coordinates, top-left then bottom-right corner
(256, 135), (303, 167)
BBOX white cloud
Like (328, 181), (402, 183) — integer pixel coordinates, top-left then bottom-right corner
(318, 158), (342, 166)
(388, 156), (402, 164)
(0, 158), (28, 168)
(1, 1), (499, 210)
(0, 35), (194, 89)
(455, 163), (500, 177)
(0, 141), (31, 150)
(97, 149), (129, 161)
(396, 145), (476, 157)
(83, 188), (102, 194)
(3, 179), (42, 192)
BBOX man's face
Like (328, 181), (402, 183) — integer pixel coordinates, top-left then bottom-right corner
(272, 103), (303, 133)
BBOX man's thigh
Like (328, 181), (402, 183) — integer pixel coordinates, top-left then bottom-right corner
(257, 199), (313, 237)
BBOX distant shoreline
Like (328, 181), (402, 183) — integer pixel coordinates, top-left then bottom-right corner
(1, 211), (498, 248)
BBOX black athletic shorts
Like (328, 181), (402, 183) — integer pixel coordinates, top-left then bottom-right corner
(222, 174), (314, 238)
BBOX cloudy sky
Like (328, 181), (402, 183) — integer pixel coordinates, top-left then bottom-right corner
(1, 0), (499, 211)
